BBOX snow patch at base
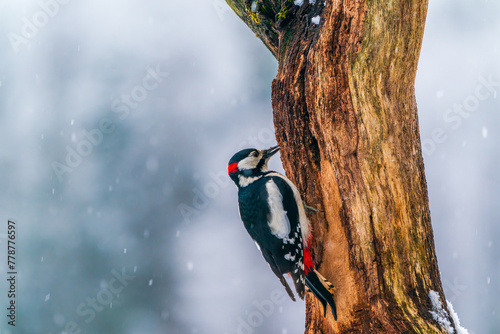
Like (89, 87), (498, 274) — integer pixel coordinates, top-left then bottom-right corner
(294, 0), (304, 6)
(446, 300), (469, 334)
(429, 290), (453, 333)
(429, 290), (469, 334)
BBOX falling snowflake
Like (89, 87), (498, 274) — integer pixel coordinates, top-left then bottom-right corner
(187, 262), (194, 271)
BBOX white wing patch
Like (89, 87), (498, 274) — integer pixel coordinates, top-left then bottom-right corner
(265, 179), (291, 239)
(266, 172), (311, 244)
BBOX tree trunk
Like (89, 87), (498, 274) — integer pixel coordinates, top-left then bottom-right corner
(226, 0), (456, 332)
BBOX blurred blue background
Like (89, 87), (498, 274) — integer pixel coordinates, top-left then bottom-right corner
(0, 0), (498, 333)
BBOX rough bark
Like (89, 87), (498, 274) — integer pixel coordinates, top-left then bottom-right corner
(226, 0), (455, 333)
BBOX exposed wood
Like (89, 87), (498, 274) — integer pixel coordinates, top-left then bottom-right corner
(226, 0), (456, 332)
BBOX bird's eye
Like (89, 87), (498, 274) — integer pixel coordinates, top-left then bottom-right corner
(251, 151), (259, 157)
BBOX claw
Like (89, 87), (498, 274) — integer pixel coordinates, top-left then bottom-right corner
(303, 201), (324, 213)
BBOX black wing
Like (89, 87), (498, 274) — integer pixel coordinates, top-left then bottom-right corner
(237, 176), (305, 300)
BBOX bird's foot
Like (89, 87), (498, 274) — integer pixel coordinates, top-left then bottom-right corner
(303, 201), (324, 214)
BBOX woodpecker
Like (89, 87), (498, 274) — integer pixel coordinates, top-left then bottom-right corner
(228, 145), (337, 319)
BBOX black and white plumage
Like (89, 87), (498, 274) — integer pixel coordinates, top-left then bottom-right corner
(228, 146), (337, 319)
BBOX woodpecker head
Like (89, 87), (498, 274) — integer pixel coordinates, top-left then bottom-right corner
(228, 145), (280, 186)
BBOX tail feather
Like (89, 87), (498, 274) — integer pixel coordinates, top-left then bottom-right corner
(289, 270), (306, 300)
(279, 275), (296, 302)
(305, 269), (337, 320)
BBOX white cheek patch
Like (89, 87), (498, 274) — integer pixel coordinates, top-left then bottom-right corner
(238, 156), (259, 171)
(265, 179), (291, 239)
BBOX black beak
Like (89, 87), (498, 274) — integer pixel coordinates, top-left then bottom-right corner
(263, 145), (280, 159)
